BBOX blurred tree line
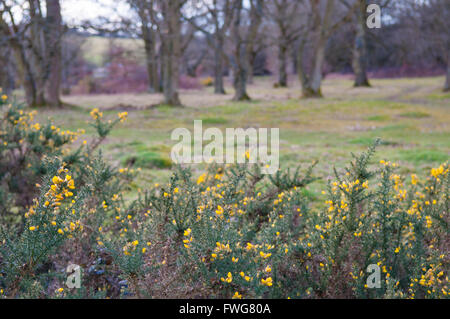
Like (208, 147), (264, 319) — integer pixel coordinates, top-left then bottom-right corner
(0, 0), (449, 107)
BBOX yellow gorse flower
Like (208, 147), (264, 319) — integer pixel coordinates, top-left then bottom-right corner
(259, 251), (272, 259)
(220, 272), (233, 283)
(232, 291), (242, 299)
(261, 277), (273, 287)
(197, 173), (207, 184)
(117, 112), (128, 122)
(90, 108), (103, 120)
(215, 205), (224, 216)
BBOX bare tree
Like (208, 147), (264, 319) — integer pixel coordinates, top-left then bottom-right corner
(297, 0), (358, 98)
(128, 0), (195, 103)
(443, 58), (450, 91)
(60, 33), (86, 95)
(0, 0), (63, 107)
(265, 0), (304, 87)
(185, 46), (207, 77)
(185, 0), (236, 94)
(415, 0), (450, 92)
(129, 0), (160, 93)
(352, 0), (370, 87)
(152, 0), (189, 106)
(81, 0), (164, 95)
(230, 0), (249, 100)
(387, 0), (449, 91)
(1, 1), (36, 106)
(230, 0), (264, 101)
(351, 0), (392, 87)
(0, 41), (15, 94)
(244, 0), (265, 84)
(45, 0), (63, 106)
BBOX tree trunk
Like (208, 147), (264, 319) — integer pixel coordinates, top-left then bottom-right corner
(297, 44), (324, 98)
(144, 31), (159, 93)
(298, 0), (337, 98)
(278, 44), (288, 87)
(45, 0), (62, 107)
(10, 40), (38, 106)
(187, 49), (206, 78)
(214, 43), (226, 94)
(303, 38), (326, 98)
(30, 53), (46, 106)
(246, 53), (255, 84)
(157, 43), (164, 92)
(353, 0), (370, 87)
(140, 7), (159, 94)
(233, 66), (250, 101)
(28, 0), (46, 106)
(301, 85), (322, 98)
(231, 0), (250, 101)
(213, 36), (226, 94)
(0, 50), (15, 94)
(162, 0), (182, 106)
(245, 0), (263, 85)
(162, 49), (181, 106)
(444, 61), (450, 92)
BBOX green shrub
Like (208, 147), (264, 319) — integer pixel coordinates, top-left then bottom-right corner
(201, 77), (214, 87)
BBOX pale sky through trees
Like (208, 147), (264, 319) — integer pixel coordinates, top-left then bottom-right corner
(61, 0), (224, 26)
(61, 0), (130, 25)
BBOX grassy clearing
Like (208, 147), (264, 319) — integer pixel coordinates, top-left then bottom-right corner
(34, 76), (449, 195)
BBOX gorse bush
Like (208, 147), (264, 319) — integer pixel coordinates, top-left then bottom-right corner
(201, 77), (214, 87)
(0, 94), (448, 299)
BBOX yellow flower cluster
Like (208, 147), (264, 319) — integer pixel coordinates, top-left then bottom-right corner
(90, 108), (103, 120)
(118, 112), (128, 123)
(123, 240), (139, 256)
(183, 228), (193, 248)
(220, 272), (233, 283)
(261, 277), (273, 287)
(430, 164), (447, 181)
(47, 172), (75, 208)
(197, 173), (207, 184)
(210, 241), (232, 261)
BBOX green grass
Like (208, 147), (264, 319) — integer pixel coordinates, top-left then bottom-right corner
(201, 117), (229, 125)
(427, 92), (450, 100)
(398, 111), (431, 119)
(366, 115), (391, 121)
(348, 137), (398, 146)
(397, 149), (448, 164)
(30, 76), (449, 192)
